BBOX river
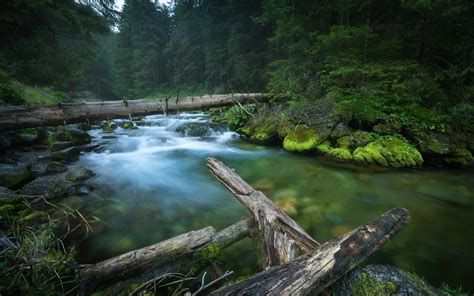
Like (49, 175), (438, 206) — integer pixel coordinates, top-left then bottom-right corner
(68, 112), (474, 291)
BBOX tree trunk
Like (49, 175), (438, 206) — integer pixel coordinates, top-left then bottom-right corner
(210, 208), (410, 296)
(206, 157), (319, 267)
(0, 93), (269, 131)
(78, 218), (254, 293)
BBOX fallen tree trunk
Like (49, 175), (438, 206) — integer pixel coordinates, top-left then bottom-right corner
(207, 157), (319, 266)
(210, 208), (410, 296)
(0, 93), (269, 131)
(78, 218), (254, 293)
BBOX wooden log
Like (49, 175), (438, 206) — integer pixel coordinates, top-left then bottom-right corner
(210, 208), (410, 296)
(78, 218), (254, 293)
(0, 93), (269, 131)
(207, 157), (319, 267)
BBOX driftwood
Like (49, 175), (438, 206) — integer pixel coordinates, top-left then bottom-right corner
(0, 93), (269, 131)
(210, 208), (410, 296)
(78, 218), (254, 293)
(207, 157), (319, 266)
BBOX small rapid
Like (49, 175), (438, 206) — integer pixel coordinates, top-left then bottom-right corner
(71, 112), (474, 290)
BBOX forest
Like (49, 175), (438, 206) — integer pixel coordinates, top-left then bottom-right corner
(0, 0), (473, 295)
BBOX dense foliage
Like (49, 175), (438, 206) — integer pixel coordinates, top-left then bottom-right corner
(0, 0), (472, 133)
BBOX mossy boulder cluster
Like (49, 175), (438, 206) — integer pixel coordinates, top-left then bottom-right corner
(222, 102), (473, 168)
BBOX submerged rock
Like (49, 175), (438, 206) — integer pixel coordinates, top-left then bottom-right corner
(283, 125), (323, 152)
(0, 164), (34, 189)
(65, 166), (94, 182)
(329, 265), (439, 296)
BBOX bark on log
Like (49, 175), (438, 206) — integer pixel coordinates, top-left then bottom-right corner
(78, 218), (254, 293)
(210, 208), (410, 296)
(0, 93), (269, 131)
(206, 157), (319, 267)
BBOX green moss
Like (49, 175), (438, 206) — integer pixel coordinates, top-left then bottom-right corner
(283, 125), (322, 152)
(353, 136), (423, 168)
(351, 272), (397, 296)
(336, 136), (354, 149)
(353, 130), (374, 147)
(100, 120), (118, 132)
(444, 148), (473, 166)
(407, 272), (438, 296)
(316, 140), (332, 153)
(200, 243), (222, 261)
(121, 122), (134, 129)
(328, 147), (353, 161)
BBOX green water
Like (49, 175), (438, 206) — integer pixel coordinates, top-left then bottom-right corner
(72, 113), (474, 291)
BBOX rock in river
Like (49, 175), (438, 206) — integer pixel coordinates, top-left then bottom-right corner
(0, 164), (34, 189)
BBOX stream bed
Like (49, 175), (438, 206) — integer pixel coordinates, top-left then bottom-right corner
(70, 112), (474, 291)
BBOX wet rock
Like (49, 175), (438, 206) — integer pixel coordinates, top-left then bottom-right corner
(66, 128), (91, 145)
(330, 123), (352, 139)
(46, 161), (68, 175)
(67, 183), (94, 195)
(49, 141), (74, 151)
(12, 127), (48, 146)
(283, 125), (323, 152)
(77, 122), (91, 131)
(101, 120), (118, 132)
(65, 166), (94, 182)
(0, 164), (34, 189)
(352, 136), (423, 168)
(176, 122), (227, 137)
(329, 265), (439, 296)
(0, 186), (16, 197)
(47, 144), (98, 163)
(52, 131), (69, 141)
(404, 130), (473, 167)
(0, 132), (12, 148)
(20, 174), (69, 199)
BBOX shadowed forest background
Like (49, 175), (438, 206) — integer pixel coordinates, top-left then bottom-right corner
(1, 0), (473, 124)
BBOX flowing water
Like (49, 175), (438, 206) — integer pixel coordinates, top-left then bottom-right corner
(70, 112), (474, 291)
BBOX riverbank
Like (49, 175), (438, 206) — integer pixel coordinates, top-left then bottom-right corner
(210, 98), (474, 169)
(1, 113), (472, 294)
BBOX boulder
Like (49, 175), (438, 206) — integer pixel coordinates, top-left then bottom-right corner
(20, 174), (69, 200)
(0, 186), (16, 197)
(46, 161), (68, 175)
(176, 122), (227, 137)
(353, 136), (423, 168)
(329, 265), (440, 296)
(0, 164), (34, 189)
(49, 141), (74, 151)
(330, 123), (352, 139)
(66, 128), (91, 145)
(65, 166), (94, 182)
(52, 131), (69, 142)
(283, 125), (323, 152)
(405, 130), (473, 167)
(0, 132), (12, 149)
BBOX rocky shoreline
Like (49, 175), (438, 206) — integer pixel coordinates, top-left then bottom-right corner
(210, 99), (474, 169)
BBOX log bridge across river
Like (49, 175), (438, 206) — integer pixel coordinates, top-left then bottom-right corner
(77, 157), (410, 295)
(0, 93), (269, 132)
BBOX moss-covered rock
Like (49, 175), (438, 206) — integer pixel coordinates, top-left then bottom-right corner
(176, 122), (226, 137)
(353, 131), (374, 147)
(66, 128), (91, 145)
(283, 125), (323, 152)
(101, 120), (118, 132)
(328, 147), (353, 161)
(329, 265), (439, 296)
(372, 122), (401, 135)
(330, 122), (352, 139)
(353, 136), (423, 168)
(316, 140), (332, 154)
(444, 148), (473, 166)
(45, 161), (68, 175)
(0, 164), (34, 189)
(238, 111), (278, 144)
(65, 166), (94, 182)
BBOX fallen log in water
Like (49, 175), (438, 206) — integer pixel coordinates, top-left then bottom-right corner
(207, 157), (319, 266)
(210, 208), (410, 296)
(78, 218), (254, 293)
(0, 93), (269, 131)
